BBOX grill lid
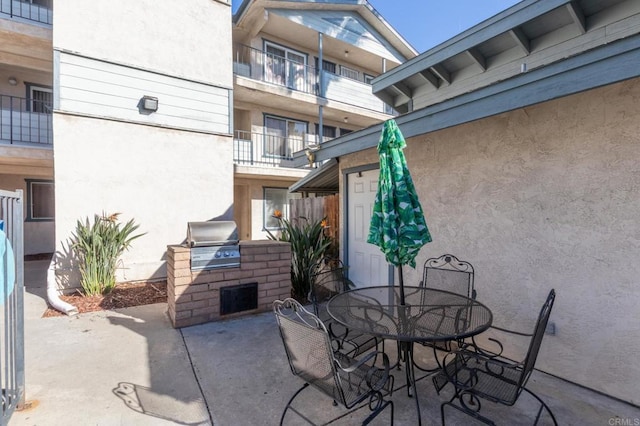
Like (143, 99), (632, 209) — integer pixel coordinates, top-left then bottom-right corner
(187, 221), (239, 247)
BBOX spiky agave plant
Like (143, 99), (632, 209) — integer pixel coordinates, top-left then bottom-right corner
(71, 212), (144, 296)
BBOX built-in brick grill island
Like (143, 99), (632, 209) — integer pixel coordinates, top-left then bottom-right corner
(166, 221), (292, 328)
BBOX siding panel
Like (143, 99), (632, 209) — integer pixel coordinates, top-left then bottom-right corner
(57, 52), (230, 134)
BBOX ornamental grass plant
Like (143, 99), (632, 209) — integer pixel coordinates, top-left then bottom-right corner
(266, 212), (332, 301)
(71, 212), (144, 296)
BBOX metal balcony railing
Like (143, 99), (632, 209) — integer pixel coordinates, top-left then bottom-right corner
(233, 44), (397, 115)
(234, 130), (315, 167)
(0, 95), (53, 146)
(233, 44), (318, 95)
(0, 0), (52, 25)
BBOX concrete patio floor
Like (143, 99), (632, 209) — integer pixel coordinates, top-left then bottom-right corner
(11, 260), (640, 425)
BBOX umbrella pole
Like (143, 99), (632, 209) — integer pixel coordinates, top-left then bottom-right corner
(398, 265), (406, 305)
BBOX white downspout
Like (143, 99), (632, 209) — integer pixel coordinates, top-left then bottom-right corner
(47, 256), (78, 316)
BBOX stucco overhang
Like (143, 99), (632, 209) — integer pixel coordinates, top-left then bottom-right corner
(290, 0), (640, 166)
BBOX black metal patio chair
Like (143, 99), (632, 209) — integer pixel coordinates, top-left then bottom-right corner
(435, 289), (558, 425)
(274, 298), (395, 426)
(412, 254), (476, 371)
(308, 257), (380, 357)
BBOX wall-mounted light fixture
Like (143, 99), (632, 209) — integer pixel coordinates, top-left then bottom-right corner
(8, 77), (18, 86)
(344, 50), (349, 58)
(141, 95), (158, 112)
(343, 116), (348, 123)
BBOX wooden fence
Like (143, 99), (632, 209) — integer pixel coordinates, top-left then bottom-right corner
(290, 195), (339, 253)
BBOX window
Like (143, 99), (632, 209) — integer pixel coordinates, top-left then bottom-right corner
(263, 188), (301, 230)
(315, 58), (336, 74)
(264, 41), (307, 91)
(264, 115), (307, 159)
(340, 65), (359, 81)
(25, 179), (54, 221)
(25, 83), (52, 113)
(339, 128), (353, 136)
(364, 74), (375, 85)
(315, 124), (336, 140)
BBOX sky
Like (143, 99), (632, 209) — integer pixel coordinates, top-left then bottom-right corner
(231, 0), (523, 53)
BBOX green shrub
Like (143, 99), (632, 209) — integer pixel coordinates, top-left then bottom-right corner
(266, 213), (332, 301)
(71, 212), (144, 296)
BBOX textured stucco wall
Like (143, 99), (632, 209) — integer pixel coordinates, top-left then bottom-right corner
(53, 115), (233, 286)
(340, 78), (640, 405)
(53, 0), (232, 87)
(51, 0), (233, 286)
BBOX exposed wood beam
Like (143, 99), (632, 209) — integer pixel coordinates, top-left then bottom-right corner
(465, 48), (486, 71)
(566, 1), (586, 34)
(418, 70), (440, 88)
(430, 64), (451, 85)
(391, 82), (412, 99)
(509, 28), (530, 54)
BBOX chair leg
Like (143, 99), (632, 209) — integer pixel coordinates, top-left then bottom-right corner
(279, 383), (309, 426)
(523, 387), (558, 426)
(363, 399), (394, 426)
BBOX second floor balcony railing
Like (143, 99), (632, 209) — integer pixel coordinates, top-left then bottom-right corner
(0, 94), (53, 146)
(234, 44), (318, 95)
(233, 44), (396, 115)
(234, 130), (315, 168)
(0, 0), (52, 25)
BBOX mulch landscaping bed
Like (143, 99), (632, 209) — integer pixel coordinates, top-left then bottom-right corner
(42, 280), (168, 318)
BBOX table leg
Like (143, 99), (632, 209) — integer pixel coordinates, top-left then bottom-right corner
(401, 341), (422, 426)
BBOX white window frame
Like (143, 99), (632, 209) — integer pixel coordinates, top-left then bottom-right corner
(25, 83), (52, 113)
(263, 114), (308, 159)
(263, 187), (301, 230)
(340, 65), (359, 81)
(25, 179), (54, 221)
(263, 40), (308, 91)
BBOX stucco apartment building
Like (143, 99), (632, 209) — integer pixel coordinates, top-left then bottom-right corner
(0, 0), (413, 288)
(231, 0), (415, 240)
(297, 0), (640, 408)
(0, 0), (234, 288)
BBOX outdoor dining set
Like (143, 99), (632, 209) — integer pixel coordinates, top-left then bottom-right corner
(273, 254), (557, 425)
(272, 120), (558, 425)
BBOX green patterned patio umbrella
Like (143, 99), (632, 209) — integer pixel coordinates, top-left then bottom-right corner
(367, 119), (432, 304)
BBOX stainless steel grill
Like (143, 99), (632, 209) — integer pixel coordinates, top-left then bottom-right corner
(186, 221), (240, 270)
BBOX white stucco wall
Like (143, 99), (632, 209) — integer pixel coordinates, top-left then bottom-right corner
(53, 0), (232, 88)
(51, 0), (233, 286)
(340, 78), (640, 404)
(53, 115), (233, 284)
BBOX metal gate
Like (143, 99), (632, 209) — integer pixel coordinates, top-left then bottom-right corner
(0, 189), (25, 425)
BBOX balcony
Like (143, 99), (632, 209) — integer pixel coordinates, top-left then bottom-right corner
(234, 130), (319, 168)
(0, 0), (52, 25)
(233, 44), (395, 115)
(0, 94), (53, 146)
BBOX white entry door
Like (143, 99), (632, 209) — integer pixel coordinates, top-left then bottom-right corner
(346, 169), (391, 287)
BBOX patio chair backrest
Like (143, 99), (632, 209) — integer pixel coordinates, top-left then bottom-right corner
(520, 289), (556, 387)
(308, 258), (349, 317)
(273, 298), (347, 406)
(422, 254), (475, 299)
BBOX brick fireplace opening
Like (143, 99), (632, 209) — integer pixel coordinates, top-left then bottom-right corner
(166, 240), (291, 328)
